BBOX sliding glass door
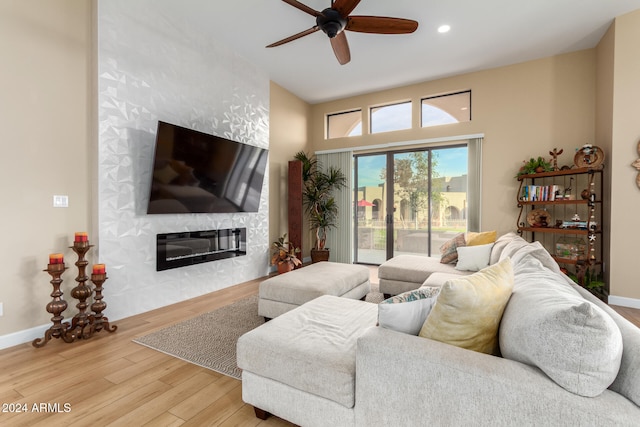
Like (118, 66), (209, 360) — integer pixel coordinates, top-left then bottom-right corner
(354, 145), (468, 264)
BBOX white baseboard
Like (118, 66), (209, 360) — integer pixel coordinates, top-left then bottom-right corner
(608, 295), (640, 310)
(0, 323), (50, 350)
(0, 317), (75, 350)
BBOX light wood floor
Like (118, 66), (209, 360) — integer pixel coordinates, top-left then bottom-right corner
(0, 271), (638, 427)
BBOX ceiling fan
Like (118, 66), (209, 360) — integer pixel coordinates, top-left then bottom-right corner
(266, 0), (419, 65)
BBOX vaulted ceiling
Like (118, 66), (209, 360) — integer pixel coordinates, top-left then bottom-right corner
(160, 0), (640, 103)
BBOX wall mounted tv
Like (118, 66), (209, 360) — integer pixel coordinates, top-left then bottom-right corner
(147, 121), (268, 214)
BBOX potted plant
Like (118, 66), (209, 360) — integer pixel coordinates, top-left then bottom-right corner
(516, 156), (553, 177)
(271, 233), (302, 274)
(293, 151), (347, 263)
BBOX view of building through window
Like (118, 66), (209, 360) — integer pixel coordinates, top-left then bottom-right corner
(325, 92), (472, 264)
(355, 146), (468, 264)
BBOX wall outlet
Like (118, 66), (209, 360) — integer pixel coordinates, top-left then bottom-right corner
(0, 302), (3, 316)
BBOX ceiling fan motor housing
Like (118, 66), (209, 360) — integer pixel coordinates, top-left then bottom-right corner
(317, 8), (347, 38)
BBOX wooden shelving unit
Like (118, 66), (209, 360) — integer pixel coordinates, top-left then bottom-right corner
(516, 167), (606, 300)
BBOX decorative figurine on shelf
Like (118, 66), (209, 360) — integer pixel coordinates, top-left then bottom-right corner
(549, 148), (564, 171)
(564, 177), (574, 199)
(574, 143), (605, 169)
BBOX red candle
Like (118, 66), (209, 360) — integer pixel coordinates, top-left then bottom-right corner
(92, 264), (106, 274)
(49, 253), (64, 264)
(74, 232), (88, 242)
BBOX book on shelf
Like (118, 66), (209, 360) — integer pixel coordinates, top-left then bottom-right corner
(521, 185), (560, 202)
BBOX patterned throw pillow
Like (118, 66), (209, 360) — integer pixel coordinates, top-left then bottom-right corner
(378, 287), (441, 335)
(419, 258), (514, 355)
(439, 233), (466, 264)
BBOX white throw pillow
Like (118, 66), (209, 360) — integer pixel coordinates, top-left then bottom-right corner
(455, 243), (494, 271)
(378, 287), (440, 335)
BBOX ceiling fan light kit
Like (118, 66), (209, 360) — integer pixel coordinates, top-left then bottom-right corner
(267, 0), (419, 65)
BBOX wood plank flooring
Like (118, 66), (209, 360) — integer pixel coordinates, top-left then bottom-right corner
(0, 270), (638, 426)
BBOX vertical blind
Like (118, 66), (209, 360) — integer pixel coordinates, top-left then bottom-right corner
(317, 151), (353, 263)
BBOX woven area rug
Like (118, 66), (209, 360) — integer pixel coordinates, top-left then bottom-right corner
(133, 286), (384, 380)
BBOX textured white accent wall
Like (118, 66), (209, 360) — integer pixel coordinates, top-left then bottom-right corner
(97, 1), (269, 320)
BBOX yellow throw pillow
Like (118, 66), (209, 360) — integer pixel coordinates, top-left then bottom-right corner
(465, 230), (497, 246)
(418, 258), (514, 355)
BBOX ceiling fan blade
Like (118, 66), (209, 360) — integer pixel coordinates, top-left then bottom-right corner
(281, 0), (321, 17)
(330, 31), (351, 65)
(266, 26), (319, 48)
(332, 0), (361, 17)
(346, 16), (419, 34)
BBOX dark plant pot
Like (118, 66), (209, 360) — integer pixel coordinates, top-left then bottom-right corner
(310, 248), (330, 263)
(277, 261), (294, 274)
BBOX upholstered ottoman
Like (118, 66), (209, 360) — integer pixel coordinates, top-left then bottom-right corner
(237, 295), (378, 426)
(258, 261), (371, 319)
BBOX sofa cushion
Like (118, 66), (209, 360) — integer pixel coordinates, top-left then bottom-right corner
(571, 283), (640, 406)
(378, 287), (440, 335)
(489, 232), (521, 265)
(455, 243), (494, 272)
(465, 230), (497, 246)
(420, 272), (459, 288)
(498, 235), (530, 262)
(439, 233), (466, 264)
(378, 255), (466, 285)
(500, 254), (623, 397)
(419, 258), (514, 355)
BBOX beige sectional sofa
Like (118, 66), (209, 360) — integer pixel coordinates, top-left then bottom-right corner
(237, 234), (640, 426)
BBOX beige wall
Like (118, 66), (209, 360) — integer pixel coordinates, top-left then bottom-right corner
(596, 22), (615, 295)
(269, 82), (312, 257)
(0, 1), (93, 336)
(309, 50), (596, 242)
(607, 10), (640, 302)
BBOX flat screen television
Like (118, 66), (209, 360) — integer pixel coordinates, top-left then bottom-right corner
(147, 121), (268, 214)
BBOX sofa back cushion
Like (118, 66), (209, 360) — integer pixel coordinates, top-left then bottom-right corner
(489, 232), (521, 265)
(419, 258), (514, 355)
(571, 284), (640, 406)
(500, 253), (623, 397)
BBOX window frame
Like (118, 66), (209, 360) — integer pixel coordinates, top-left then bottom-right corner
(420, 90), (472, 128)
(326, 108), (362, 139)
(369, 100), (412, 134)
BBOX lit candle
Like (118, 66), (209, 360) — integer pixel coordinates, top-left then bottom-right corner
(74, 232), (88, 242)
(92, 264), (106, 274)
(49, 253), (64, 264)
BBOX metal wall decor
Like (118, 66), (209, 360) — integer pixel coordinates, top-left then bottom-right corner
(632, 140), (640, 189)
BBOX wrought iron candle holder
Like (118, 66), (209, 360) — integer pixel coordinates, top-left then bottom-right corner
(32, 261), (73, 347)
(33, 235), (117, 348)
(68, 240), (94, 340)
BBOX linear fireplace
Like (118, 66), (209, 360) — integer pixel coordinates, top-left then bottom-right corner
(156, 228), (246, 271)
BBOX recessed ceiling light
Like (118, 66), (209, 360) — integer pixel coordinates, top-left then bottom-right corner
(438, 25), (451, 33)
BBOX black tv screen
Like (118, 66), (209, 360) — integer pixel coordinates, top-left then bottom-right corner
(147, 121), (267, 214)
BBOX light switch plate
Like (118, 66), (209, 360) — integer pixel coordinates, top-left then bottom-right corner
(53, 195), (69, 208)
